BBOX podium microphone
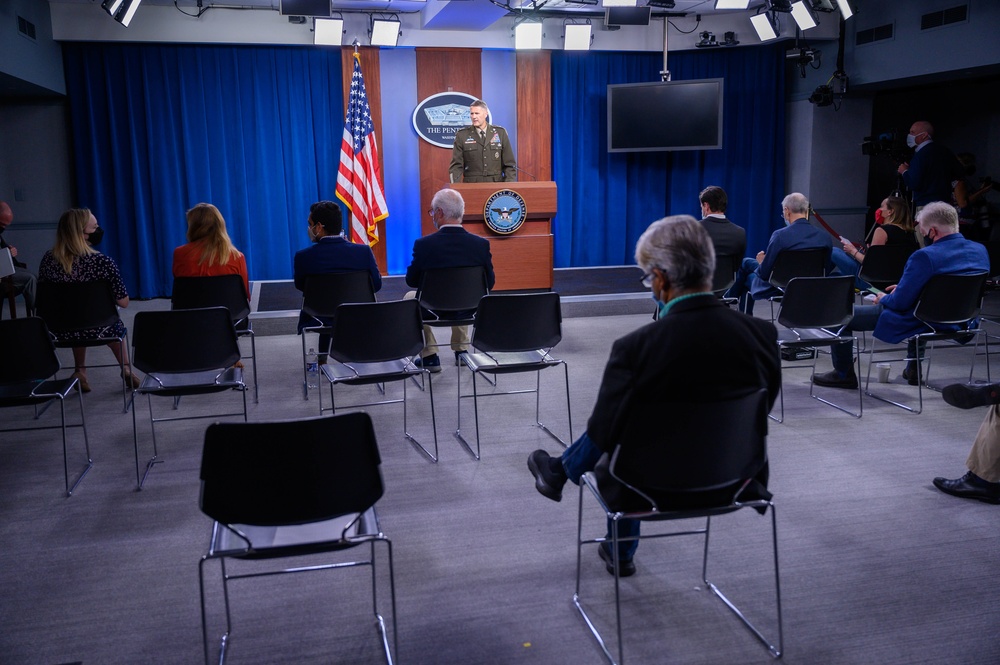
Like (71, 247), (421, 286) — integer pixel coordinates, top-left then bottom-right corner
(512, 165), (537, 181)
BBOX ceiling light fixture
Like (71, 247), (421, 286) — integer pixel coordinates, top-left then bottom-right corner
(835, 0), (853, 19)
(314, 17), (344, 46)
(750, 13), (778, 41)
(715, 0), (750, 9)
(563, 22), (593, 51)
(370, 15), (401, 47)
(790, 1), (817, 30)
(515, 21), (543, 50)
(101, 0), (143, 27)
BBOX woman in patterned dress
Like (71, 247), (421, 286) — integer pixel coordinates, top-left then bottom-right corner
(37, 208), (140, 392)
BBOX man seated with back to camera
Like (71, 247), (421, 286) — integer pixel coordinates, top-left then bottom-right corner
(813, 202), (989, 390)
(697, 185), (746, 261)
(725, 192), (832, 315)
(527, 215), (781, 577)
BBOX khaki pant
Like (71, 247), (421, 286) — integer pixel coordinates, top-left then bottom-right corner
(404, 290), (470, 358)
(968, 405), (1000, 482)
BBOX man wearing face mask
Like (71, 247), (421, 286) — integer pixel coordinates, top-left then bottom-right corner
(814, 202), (988, 389)
(293, 201), (381, 361)
(0, 201), (38, 316)
(897, 121), (961, 211)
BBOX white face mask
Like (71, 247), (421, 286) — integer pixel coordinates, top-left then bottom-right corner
(906, 134), (917, 148)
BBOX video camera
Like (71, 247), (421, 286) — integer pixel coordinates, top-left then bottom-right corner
(861, 129), (913, 164)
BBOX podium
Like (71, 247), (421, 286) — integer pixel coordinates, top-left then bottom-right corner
(449, 181), (557, 291)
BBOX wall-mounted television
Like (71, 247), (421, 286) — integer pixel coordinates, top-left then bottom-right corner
(279, 0), (331, 17)
(607, 78), (724, 153)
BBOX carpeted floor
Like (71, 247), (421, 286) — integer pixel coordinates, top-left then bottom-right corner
(2, 304), (999, 664)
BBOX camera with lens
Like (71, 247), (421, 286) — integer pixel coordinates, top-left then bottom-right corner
(861, 129), (913, 164)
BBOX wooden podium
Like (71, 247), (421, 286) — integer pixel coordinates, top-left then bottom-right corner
(449, 181), (557, 291)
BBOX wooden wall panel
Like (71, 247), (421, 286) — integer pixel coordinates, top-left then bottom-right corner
(515, 52), (552, 182)
(415, 48), (482, 236)
(341, 47), (387, 273)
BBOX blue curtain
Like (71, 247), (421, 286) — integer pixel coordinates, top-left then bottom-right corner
(551, 46), (787, 267)
(63, 43), (344, 299)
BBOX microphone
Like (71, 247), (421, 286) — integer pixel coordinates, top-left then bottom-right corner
(511, 164), (537, 181)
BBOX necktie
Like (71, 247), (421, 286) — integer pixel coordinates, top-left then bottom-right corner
(479, 130), (485, 141)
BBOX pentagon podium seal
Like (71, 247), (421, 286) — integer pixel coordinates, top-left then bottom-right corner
(484, 190), (527, 235)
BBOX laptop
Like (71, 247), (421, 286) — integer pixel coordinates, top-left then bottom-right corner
(0, 247), (16, 279)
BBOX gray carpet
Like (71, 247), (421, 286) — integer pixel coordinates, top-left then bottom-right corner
(2, 302), (999, 664)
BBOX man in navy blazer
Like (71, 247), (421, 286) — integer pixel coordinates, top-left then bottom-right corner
(293, 201), (382, 358)
(898, 120), (960, 209)
(405, 188), (495, 372)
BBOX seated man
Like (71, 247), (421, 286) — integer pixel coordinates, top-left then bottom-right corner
(404, 188), (495, 373)
(698, 185), (746, 261)
(0, 201), (37, 316)
(725, 192), (832, 315)
(293, 201), (382, 361)
(527, 215), (781, 577)
(933, 382), (1000, 504)
(814, 202), (989, 389)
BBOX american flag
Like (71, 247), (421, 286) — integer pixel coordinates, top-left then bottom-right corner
(336, 53), (388, 246)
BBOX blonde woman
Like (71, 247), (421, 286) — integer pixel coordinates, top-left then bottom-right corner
(832, 195), (921, 289)
(172, 203), (249, 299)
(37, 208), (139, 392)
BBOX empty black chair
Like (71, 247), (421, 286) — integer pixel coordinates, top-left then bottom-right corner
(131, 307), (247, 489)
(574, 389), (781, 664)
(198, 412), (397, 665)
(0, 317), (93, 496)
(774, 275), (862, 422)
(299, 271), (376, 399)
(712, 253), (741, 307)
(36, 280), (132, 412)
(321, 298), (439, 462)
(857, 244), (915, 292)
(172, 275), (258, 403)
(456, 293), (572, 460)
(865, 272), (988, 414)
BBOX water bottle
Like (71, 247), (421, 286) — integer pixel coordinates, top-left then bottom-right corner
(306, 347), (319, 389)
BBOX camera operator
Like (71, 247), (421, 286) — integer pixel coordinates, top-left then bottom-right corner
(897, 121), (961, 212)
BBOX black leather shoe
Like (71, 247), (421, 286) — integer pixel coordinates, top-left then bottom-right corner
(598, 542), (636, 577)
(812, 369), (858, 389)
(902, 362), (921, 386)
(414, 354), (442, 373)
(527, 450), (566, 502)
(932, 471), (1000, 504)
(942, 383), (1000, 409)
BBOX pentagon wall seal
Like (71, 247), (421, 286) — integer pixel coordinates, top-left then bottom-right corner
(484, 190), (527, 235)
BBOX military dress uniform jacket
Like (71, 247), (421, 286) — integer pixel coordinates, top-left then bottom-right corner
(449, 124), (516, 183)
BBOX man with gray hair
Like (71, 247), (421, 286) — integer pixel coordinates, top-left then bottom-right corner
(0, 201), (37, 316)
(527, 215), (780, 576)
(725, 192), (832, 315)
(814, 201), (989, 389)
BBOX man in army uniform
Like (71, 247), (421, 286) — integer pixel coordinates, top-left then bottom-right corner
(449, 99), (517, 183)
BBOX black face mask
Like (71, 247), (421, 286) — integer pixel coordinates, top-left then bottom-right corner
(88, 226), (105, 246)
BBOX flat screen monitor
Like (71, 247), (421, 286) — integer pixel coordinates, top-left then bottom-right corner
(279, 0), (331, 17)
(607, 78), (724, 152)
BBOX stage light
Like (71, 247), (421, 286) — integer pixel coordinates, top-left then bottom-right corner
(565, 0), (598, 4)
(101, 0), (142, 27)
(370, 16), (400, 47)
(563, 23), (593, 51)
(750, 13), (778, 41)
(515, 22), (543, 50)
(314, 18), (344, 46)
(790, 1), (817, 30)
(768, 0), (792, 11)
(603, 0), (638, 6)
(835, 0), (854, 19)
(715, 0), (750, 9)
(646, 1), (676, 7)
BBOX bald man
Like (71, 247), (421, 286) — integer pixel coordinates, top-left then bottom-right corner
(897, 121), (961, 209)
(0, 201), (37, 316)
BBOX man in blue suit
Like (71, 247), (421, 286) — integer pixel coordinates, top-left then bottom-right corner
(293, 201), (382, 360)
(898, 120), (960, 210)
(814, 201), (989, 389)
(405, 188), (495, 372)
(726, 192), (832, 314)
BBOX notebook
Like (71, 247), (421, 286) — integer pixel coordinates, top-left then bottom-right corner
(0, 247), (16, 279)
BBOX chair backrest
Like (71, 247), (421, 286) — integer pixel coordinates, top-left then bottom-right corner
(36, 281), (121, 333)
(767, 248), (828, 290)
(329, 299), (425, 364)
(171, 275), (250, 323)
(711, 253), (740, 295)
(200, 411), (383, 527)
(913, 272), (988, 327)
(471, 292), (562, 353)
(858, 245), (914, 288)
(301, 271), (376, 319)
(776, 275), (855, 330)
(610, 389), (769, 503)
(132, 306), (241, 374)
(416, 266), (490, 314)
(0, 317), (60, 384)
(980, 240), (1000, 278)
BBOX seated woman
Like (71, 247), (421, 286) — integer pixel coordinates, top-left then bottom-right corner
(832, 195), (921, 290)
(37, 208), (139, 393)
(172, 203), (249, 299)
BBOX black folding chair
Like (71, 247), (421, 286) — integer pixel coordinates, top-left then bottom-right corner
(774, 275), (862, 422)
(172, 275), (258, 403)
(198, 412), (397, 665)
(36, 280), (132, 412)
(764, 247), (828, 320)
(299, 271), (376, 400)
(416, 266), (490, 365)
(575, 389), (781, 664)
(857, 244), (914, 293)
(321, 299), (439, 463)
(712, 253), (741, 308)
(864, 272), (988, 414)
(0, 317), (93, 496)
(130, 307), (247, 489)
(456, 293), (572, 460)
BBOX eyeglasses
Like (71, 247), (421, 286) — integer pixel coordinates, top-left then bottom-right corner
(640, 272), (655, 289)
(427, 208), (436, 217)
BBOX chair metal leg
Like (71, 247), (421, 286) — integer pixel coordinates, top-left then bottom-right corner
(807, 346), (863, 419)
(403, 371), (438, 463)
(534, 362), (573, 448)
(64, 389), (94, 497)
(133, 393), (163, 490)
(455, 370), (482, 460)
